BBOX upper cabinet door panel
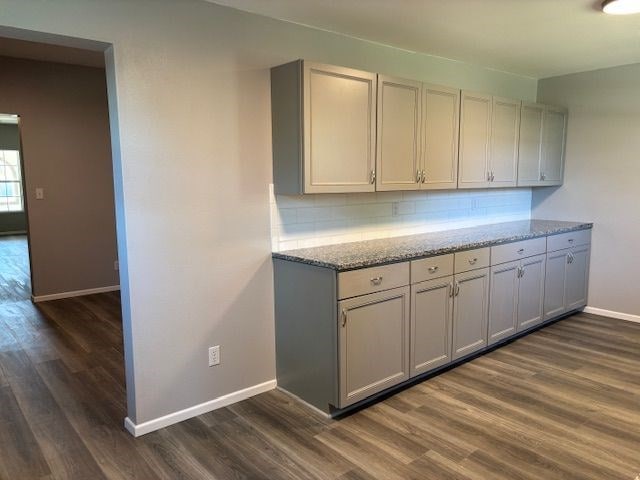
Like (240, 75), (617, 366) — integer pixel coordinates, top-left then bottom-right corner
(304, 63), (377, 193)
(517, 102), (544, 186)
(489, 97), (520, 187)
(376, 76), (422, 192)
(541, 106), (567, 185)
(422, 85), (460, 190)
(459, 91), (492, 189)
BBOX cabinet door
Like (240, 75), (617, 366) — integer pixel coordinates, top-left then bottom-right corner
(458, 91), (492, 189)
(422, 84), (460, 190)
(338, 286), (410, 407)
(544, 249), (569, 321)
(517, 102), (544, 186)
(452, 268), (489, 360)
(411, 277), (454, 376)
(303, 62), (377, 193)
(489, 97), (520, 188)
(488, 261), (519, 346)
(565, 246), (590, 311)
(541, 106), (567, 186)
(376, 76), (422, 191)
(517, 254), (546, 331)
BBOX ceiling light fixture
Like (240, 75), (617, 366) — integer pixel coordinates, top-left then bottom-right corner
(602, 0), (640, 14)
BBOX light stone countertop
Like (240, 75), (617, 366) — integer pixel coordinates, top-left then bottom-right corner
(272, 219), (593, 271)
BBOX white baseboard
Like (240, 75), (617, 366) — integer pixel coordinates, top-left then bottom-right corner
(583, 306), (640, 324)
(124, 379), (276, 437)
(32, 285), (120, 303)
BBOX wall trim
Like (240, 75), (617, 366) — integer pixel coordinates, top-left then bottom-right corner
(32, 285), (120, 303)
(583, 306), (640, 324)
(124, 379), (277, 437)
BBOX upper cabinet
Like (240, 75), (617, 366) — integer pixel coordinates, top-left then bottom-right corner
(271, 60), (377, 194)
(517, 103), (567, 187)
(459, 92), (520, 189)
(271, 60), (567, 194)
(376, 78), (460, 191)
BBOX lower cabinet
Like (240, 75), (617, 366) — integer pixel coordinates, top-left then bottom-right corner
(544, 245), (590, 320)
(488, 254), (546, 345)
(411, 277), (454, 376)
(338, 286), (410, 407)
(452, 268), (490, 360)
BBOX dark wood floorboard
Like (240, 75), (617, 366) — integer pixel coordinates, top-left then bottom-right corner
(0, 235), (639, 479)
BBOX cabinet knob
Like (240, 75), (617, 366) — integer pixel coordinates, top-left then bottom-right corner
(428, 266), (439, 274)
(370, 276), (383, 286)
(448, 283), (454, 297)
(568, 238), (574, 243)
(518, 248), (525, 255)
(468, 258), (478, 265)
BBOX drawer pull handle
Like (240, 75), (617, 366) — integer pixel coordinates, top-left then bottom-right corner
(428, 266), (439, 273)
(341, 309), (347, 327)
(454, 282), (460, 297)
(517, 248), (525, 254)
(370, 276), (383, 286)
(448, 283), (454, 297)
(568, 239), (574, 243)
(468, 258), (478, 265)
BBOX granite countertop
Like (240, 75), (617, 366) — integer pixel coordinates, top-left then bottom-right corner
(272, 219), (593, 271)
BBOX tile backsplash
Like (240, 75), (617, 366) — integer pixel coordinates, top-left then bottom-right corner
(269, 186), (532, 252)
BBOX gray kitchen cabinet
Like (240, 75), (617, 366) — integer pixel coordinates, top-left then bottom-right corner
(488, 260), (520, 345)
(488, 253), (546, 345)
(376, 75), (422, 191)
(452, 267), (490, 359)
(271, 60), (377, 194)
(517, 102), (567, 187)
(338, 286), (410, 407)
(458, 91), (492, 189)
(411, 276), (454, 376)
(421, 84), (460, 190)
(544, 245), (590, 321)
(489, 97), (520, 188)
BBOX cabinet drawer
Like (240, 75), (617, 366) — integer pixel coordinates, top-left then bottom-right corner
(547, 229), (591, 252)
(411, 254), (454, 283)
(491, 237), (546, 265)
(338, 262), (410, 299)
(454, 248), (490, 273)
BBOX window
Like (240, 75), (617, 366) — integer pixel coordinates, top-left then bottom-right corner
(0, 150), (23, 212)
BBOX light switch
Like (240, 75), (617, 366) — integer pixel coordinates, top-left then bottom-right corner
(35, 188), (44, 200)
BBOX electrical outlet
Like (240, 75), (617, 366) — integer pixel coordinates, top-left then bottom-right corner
(114, 260), (119, 271)
(208, 345), (220, 367)
(35, 188), (44, 200)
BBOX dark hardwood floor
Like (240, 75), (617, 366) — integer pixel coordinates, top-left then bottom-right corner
(1, 235), (639, 479)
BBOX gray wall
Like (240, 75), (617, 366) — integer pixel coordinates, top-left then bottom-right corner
(0, 0), (537, 426)
(0, 55), (118, 297)
(0, 123), (26, 233)
(534, 62), (640, 317)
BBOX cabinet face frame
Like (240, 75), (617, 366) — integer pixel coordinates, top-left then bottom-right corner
(458, 91), (493, 189)
(338, 286), (410, 407)
(376, 75), (422, 192)
(303, 62), (377, 194)
(421, 84), (460, 190)
(411, 276), (454, 376)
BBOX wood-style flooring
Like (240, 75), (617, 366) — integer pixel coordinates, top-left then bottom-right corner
(1, 235), (639, 479)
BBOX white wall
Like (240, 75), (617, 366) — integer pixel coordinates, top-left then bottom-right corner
(0, 0), (537, 428)
(271, 187), (531, 251)
(534, 62), (640, 318)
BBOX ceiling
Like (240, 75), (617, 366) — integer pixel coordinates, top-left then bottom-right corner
(0, 36), (105, 68)
(209, 0), (640, 78)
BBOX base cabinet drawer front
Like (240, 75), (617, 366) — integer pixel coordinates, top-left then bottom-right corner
(488, 261), (520, 345)
(547, 229), (591, 253)
(338, 287), (410, 407)
(454, 247), (490, 273)
(338, 262), (410, 300)
(411, 277), (454, 376)
(411, 254), (454, 283)
(452, 268), (490, 360)
(491, 237), (546, 265)
(517, 254), (546, 331)
(544, 250), (569, 320)
(565, 246), (590, 311)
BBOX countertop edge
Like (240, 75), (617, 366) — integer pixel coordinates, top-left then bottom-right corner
(272, 222), (593, 272)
